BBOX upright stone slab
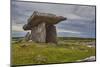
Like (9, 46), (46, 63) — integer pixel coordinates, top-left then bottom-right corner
(46, 25), (57, 43)
(24, 32), (31, 41)
(31, 22), (46, 42)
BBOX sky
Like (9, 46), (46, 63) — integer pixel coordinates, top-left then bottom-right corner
(11, 0), (96, 38)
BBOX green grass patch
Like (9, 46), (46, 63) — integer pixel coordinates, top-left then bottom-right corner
(11, 39), (95, 65)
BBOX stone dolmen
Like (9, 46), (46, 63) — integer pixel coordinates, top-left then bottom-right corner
(23, 11), (66, 43)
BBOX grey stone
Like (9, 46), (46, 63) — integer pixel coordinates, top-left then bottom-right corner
(46, 25), (57, 43)
(23, 11), (66, 43)
(77, 56), (96, 62)
(31, 22), (46, 42)
(24, 32), (31, 41)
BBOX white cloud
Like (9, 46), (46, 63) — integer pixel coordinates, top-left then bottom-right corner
(57, 28), (81, 34)
(12, 24), (24, 32)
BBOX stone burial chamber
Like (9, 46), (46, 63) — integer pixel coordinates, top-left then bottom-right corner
(23, 11), (66, 43)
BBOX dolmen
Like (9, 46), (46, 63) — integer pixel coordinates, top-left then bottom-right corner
(23, 11), (66, 43)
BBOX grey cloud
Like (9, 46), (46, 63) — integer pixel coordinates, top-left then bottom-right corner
(11, 1), (96, 38)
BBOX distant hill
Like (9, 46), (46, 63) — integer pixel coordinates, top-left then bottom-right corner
(12, 37), (95, 41)
(58, 37), (96, 40)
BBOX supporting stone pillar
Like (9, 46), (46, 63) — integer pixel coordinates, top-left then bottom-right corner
(31, 22), (46, 42)
(46, 25), (57, 43)
(24, 32), (31, 41)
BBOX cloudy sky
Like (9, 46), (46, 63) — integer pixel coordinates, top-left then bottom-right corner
(11, 0), (96, 38)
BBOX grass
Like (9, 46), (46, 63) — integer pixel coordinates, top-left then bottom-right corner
(11, 38), (96, 65)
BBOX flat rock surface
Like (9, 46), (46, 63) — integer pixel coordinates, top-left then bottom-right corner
(77, 56), (96, 62)
(81, 41), (96, 47)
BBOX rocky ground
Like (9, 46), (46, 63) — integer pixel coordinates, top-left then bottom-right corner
(77, 41), (96, 62)
(81, 41), (96, 47)
(77, 56), (96, 62)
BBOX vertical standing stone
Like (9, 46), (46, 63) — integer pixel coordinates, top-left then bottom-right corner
(46, 25), (57, 43)
(31, 22), (46, 42)
(24, 32), (31, 41)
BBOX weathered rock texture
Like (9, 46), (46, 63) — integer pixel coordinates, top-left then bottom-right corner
(23, 11), (66, 43)
(46, 25), (57, 43)
(77, 56), (96, 62)
(31, 22), (46, 42)
(24, 32), (31, 41)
